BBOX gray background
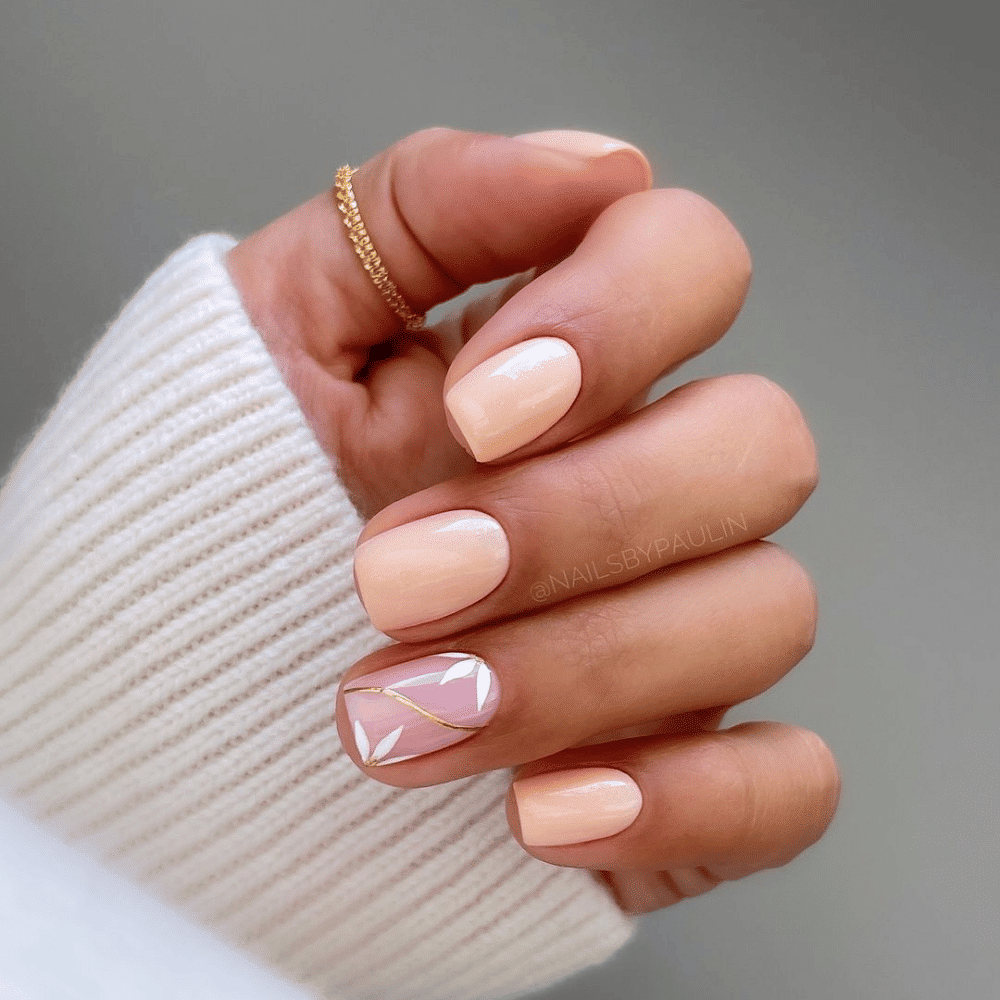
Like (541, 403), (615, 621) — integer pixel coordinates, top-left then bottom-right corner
(1, 1), (998, 998)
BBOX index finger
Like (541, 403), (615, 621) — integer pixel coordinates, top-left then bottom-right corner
(441, 187), (752, 463)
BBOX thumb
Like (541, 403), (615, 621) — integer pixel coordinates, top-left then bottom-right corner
(235, 127), (652, 360)
(225, 127), (651, 518)
(340, 126), (652, 348)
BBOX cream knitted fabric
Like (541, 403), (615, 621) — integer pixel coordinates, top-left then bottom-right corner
(0, 233), (635, 1000)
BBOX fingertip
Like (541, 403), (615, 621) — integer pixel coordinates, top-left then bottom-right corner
(512, 129), (653, 190)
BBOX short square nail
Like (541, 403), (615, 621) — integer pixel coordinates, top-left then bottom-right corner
(343, 652), (500, 766)
(512, 767), (643, 846)
(353, 509), (510, 632)
(445, 337), (582, 462)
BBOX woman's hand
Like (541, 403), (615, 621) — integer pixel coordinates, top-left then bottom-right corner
(226, 126), (840, 914)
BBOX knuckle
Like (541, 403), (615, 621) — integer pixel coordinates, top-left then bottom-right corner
(789, 726), (842, 832)
(662, 188), (753, 292)
(710, 722), (841, 877)
(389, 128), (464, 199)
(763, 725), (842, 869)
(737, 373), (820, 508)
(760, 543), (820, 661)
(710, 731), (764, 848)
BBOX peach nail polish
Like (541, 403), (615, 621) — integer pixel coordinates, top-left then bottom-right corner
(513, 129), (647, 161)
(512, 130), (652, 187)
(445, 337), (582, 462)
(353, 510), (510, 632)
(513, 767), (643, 847)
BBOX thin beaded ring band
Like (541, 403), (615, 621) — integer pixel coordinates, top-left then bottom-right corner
(334, 165), (426, 331)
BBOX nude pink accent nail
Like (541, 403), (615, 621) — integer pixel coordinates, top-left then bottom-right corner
(445, 337), (582, 462)
(353, 510), (510, 632)
(343, 652), (500, 766)
(512, 767), (643, 846)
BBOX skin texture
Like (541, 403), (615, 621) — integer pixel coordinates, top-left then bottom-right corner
(225, 126), (841, 915)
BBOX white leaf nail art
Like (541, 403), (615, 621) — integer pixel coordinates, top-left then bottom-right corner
(440, 657), (480, 684)
(476, 662), (492, 711)
(372, 725), (405, 761)
(354, 720), (371, 761)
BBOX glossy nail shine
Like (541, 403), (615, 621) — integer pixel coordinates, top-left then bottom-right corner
(344, 652), (500, 766)
(353, 509), (510, 632)
(445, 337), (582, 462)
(513, 767), (643, 846)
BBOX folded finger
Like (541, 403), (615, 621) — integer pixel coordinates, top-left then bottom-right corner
(441, 187), (752, 463)
(315, 126), (653, 353)
(506, 721), (841, 874)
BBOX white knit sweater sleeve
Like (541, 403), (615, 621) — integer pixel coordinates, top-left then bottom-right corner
(0, 233), (635, 1000)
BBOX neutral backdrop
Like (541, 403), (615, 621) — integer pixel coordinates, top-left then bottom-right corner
(1, 1), (998, 998)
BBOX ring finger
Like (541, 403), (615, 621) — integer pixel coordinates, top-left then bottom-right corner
(441, 186), (752, 465)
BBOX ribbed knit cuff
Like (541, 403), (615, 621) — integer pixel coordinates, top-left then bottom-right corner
(0, 233), (635, 1000)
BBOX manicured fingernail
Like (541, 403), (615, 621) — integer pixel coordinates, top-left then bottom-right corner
(512, 767), (643, 847)
(343, 652), (500, 766)
(513, 130), (651, 187)
(445, 337), (582, 462)
(353, 509), (510, 632)
(513, 129), (646, 162)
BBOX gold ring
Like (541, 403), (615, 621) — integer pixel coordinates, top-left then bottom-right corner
(333, 164), (426, 331)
